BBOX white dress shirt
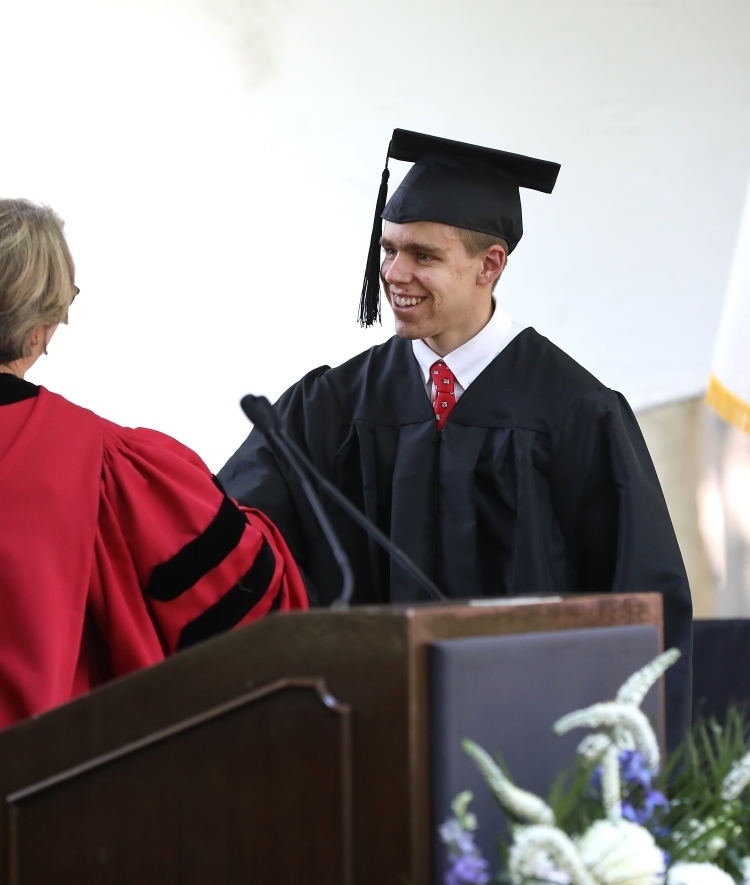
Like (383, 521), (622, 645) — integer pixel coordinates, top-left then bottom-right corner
(412, 302), (526, 403)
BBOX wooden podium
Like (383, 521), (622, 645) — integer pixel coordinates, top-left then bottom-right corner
(0, 593), (662, 885)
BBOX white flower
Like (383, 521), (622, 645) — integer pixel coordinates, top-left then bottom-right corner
(576, 819), (665, 885)
(510, 825), (596, 885)
(666, 862), (735, 885)
(509, 842), (571, 884)
(616, 649), (681, 707)
(554, 702), (661, 771)
(557, 650), (680, 777)
(720, 750), (750, 802)
(462, 739), (555, 825)
(741, 856), (750, 881)
(578, 733), (612, 763)
(600, 746), (622, 822)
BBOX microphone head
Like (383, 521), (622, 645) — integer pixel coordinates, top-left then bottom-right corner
(240, 395), (281, 432)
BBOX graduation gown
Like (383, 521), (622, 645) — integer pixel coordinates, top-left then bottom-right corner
(219, 328), (693, 746)
(0, 375), (307, 729)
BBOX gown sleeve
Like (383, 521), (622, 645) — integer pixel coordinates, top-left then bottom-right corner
(549, 387), (693, 749)
(89, 421), (308, 679)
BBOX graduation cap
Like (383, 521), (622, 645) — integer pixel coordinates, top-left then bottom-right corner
(358, 129), (561, 327)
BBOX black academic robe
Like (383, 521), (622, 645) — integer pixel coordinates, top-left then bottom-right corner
(219, 328), (693, 747)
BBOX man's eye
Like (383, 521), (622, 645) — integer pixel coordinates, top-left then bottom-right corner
(417, 253), (432, 261)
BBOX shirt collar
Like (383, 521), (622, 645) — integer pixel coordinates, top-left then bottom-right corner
(412, 301), (515, 390)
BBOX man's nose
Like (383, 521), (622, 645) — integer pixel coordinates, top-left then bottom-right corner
(383, 253), (410, 283)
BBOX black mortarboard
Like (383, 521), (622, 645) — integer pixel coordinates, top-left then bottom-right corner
(358, 129), (561, 327)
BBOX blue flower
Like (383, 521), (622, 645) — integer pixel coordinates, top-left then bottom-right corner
(644, 789), (668, 817)
(590, 750), (669, 833)
(445, 852), (491, 885)
(620, 750), (653, 789)
(440, 802), (491, 885)
(621, 790), (667, 825)
(440, 820), (476, 857)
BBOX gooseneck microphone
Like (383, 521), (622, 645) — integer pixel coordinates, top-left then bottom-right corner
(240, 394), (447, 608)
(240, 395), (354, 609)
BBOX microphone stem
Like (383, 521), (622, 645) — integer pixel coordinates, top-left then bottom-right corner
(268, 429), (355, 609)
(276, 426), (447, 603)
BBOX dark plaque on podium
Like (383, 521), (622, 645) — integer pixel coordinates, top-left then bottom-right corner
(430, 624), (661, 881)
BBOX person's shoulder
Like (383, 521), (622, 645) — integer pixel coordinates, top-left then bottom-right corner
(323, 335), (406, 386)
(304, 336), (407, 385)
(99, 418), (210, 475)
(514, 329), (636, 429)
(35, 386), (103, 435)
(512, 328), (605, 394)
(279, 336), (409, 408)
(473, 328), (613, 432)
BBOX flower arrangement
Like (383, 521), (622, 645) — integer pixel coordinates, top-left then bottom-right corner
(440, 650), (750, 885)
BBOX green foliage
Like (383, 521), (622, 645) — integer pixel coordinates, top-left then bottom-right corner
(656, 706), (750, 881)
(492, 752), (600, 867)
(545, 755), (602, 836)
(495, 837), (510, 876)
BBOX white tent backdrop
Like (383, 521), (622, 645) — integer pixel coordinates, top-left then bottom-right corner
(2, 0), (750, 469)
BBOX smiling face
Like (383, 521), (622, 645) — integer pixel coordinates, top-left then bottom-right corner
(380, 220), (505, 355)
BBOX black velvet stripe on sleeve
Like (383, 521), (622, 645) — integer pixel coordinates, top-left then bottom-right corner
(176, 538), (278, 650)
(145, 497), (248, 602)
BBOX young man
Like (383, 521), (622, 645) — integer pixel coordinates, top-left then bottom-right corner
(220, 129), (692, 747)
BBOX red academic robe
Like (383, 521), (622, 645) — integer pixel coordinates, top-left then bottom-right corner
(0, 381), (308, 729)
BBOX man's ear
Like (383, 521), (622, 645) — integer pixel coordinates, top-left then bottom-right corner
(476, 245), (507, 287)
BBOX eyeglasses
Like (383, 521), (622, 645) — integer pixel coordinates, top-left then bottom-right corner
(72, 285), (80, 302)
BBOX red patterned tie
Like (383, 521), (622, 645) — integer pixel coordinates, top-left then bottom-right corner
(431, 360), (457, 430)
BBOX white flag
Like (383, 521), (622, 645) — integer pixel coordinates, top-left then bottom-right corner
(708, 179), (750, 433)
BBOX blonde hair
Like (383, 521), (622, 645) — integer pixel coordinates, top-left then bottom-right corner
(453, 227), (509, 292)
(453, 228), (509, 259)
(0, 199), (76, 363)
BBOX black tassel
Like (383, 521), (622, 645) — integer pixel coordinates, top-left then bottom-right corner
(358, 156), (391, 327)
